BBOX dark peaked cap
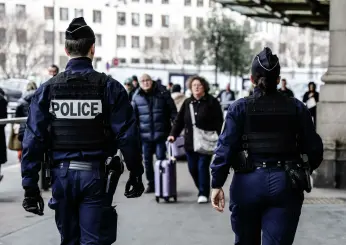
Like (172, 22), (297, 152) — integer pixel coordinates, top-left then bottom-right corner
(65, 17), (95, 40)
(251, 47), (280, 77)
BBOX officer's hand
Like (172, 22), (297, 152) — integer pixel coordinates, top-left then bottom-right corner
(22, 188), (44, 216)
(124, 174), (145, 198)
(211, 188), (225, 213)
(167, 136), (175, 143)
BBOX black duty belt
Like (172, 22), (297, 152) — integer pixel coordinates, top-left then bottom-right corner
(253, 160), (295, 168)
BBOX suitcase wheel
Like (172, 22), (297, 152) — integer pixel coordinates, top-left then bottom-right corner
(164, 197), (170, 203)
(156, 197), (160, 203)
(173, 195), (177, 202)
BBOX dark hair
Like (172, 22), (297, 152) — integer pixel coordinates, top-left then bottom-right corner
(168, 82), (173, 86)
(132, 75), (138, 82)
(281, 78), (286, 82)
(65, 38), (95, 57)
(50, 64), (59, 73)
(172, 84), (181, 93)
(187, 75), (210, 93)
(252, 73), (278, 93)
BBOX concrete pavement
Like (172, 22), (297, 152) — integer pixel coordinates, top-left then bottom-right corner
(1, 160), (346, 245)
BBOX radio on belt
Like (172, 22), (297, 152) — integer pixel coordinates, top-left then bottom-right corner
(50, 99), (102, 119)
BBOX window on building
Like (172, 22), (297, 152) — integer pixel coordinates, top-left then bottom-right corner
(118, 12), (126, 25)
(196, 17), (204, 28)
(60, 8), (69, 21)
(93, 10), (102, 23)
(59, 32), (65, 44)
(160, 37), (169, 50)
(132, 0), (139, 2)
(17, 54), (26, 70)
(194, 39), (202, 50)
(161, 15), (169, 27)
(59, 55), (68, 70)
(44, 7), (54, 20)
(161, 59), (169, 64)
(16, 29), (27, 44)
(197, 0), (204, 7)
(184, 16), (191, 29)
(0, 53), (6, 68)
(184, 0), (191, 6)
(119, 58), (126, 64)
(183, 39), (191, 50)
(146, 0), (153, 3)
(279, 43), (286, 53)
(145, 36), (154, 49)
(95, 34), (102, 46)
(132, 36), (140, 48)
(183, 60), (192, 65)
(299, 43), (305, 54)
(131, 58), (140, 64)
(0, 28), (6, 43)
(145, 14), (153, 27)
(117, 35), (126, 48)
(162, 0), (169, 4)
(144, 58), (153, 64)
(75, 8), (83, 18)
(44, 31), (54, 45)
(16, 4), (26, 16)
(132, 13), (139, 26)
(0, 3), (5, 17)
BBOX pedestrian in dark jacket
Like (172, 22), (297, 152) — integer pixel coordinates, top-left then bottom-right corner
(303, 81), (319, 127)
(0, 89), (8, 181)
(132, 73), (178, 193)
(168, 75), (224, 203)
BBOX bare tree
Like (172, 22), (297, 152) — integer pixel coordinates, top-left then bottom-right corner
(142, 28), (191, 65)
(0, 14), (49, 78)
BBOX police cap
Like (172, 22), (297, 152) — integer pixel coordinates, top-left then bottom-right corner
(65, 17), (95, 41)
(251, 47), (280, 78)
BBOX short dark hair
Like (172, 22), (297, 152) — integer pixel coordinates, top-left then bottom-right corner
(50, 64), (59, 73)
(187, 75), (210, 93)
(172, 84), (181, 93)
(281, 78), (286, 82)
(65, 38), (95, 57)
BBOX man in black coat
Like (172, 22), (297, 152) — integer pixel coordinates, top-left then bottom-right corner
(132, 74), (178, 193)
(0, 88), (8, 181)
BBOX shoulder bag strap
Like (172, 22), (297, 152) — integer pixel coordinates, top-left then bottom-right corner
(189, 103), (196, 126)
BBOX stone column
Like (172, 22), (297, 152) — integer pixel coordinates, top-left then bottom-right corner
(315, 0), (346, 188)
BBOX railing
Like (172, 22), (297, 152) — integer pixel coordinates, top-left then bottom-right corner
(0, 117), (27, 125)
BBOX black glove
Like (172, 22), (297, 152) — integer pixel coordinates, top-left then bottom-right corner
(22, 188), (44, 216)
(124, 174), (144, 198)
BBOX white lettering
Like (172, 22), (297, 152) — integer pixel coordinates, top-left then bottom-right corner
(49, 100), (102, 119)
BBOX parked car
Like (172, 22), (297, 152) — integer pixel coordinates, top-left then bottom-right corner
(0, 79), (34, 116)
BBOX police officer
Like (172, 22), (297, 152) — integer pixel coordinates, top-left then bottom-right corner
(210, 47), (323, 245)
(21, 17), (145, 245)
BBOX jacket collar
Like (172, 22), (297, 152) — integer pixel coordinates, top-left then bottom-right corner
(65, 57), (94, 73)
(190, 94), (208, 102)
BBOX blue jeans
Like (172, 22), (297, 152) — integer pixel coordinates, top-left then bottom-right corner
(142, 141), (166, 186)
(229, 167), (304, 245)
(48, 162), (117, 245)
(185, 151), (212, 197)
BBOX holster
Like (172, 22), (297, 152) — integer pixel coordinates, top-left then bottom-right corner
(232, 151), (255, 173)
(284, 161), (312, 193)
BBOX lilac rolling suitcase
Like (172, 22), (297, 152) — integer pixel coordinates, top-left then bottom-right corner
(154, 144), (177, 203)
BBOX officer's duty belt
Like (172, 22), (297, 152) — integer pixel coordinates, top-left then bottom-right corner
(59, 161), (93, 171)
(253, 161), (294, 168)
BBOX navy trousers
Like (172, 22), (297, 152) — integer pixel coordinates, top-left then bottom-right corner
(185, 151), (212, 197)
(142, 140), (166, 187)
(48, 162), (117, 245)
(229, 167), (304, 245)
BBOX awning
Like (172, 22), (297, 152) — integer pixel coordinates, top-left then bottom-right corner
(216, 0), (330, 31)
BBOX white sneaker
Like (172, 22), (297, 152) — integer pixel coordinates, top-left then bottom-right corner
(197, 196), (208, 203)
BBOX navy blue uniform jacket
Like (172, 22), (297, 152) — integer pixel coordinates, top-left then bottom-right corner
(210, 87), (324, 188)
(21, 57), (144, 189)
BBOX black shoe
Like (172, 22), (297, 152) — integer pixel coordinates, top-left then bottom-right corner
(145, 185), (155, 193)
(0, 175), (3, 182)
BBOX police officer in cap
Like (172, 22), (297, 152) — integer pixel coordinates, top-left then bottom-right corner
(210, 47), (323, 245)
(21, 17), (145, 244)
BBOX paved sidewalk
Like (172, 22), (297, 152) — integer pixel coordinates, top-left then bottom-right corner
(1, 162), (346, 245)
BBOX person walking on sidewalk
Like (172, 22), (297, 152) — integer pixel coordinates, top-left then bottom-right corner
(132, 74), (177, 193)
(168, 75), (223, 203)
(210, 47), (323, 244)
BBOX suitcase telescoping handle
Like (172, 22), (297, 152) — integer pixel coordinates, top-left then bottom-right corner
(168, 142), (174, 160)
